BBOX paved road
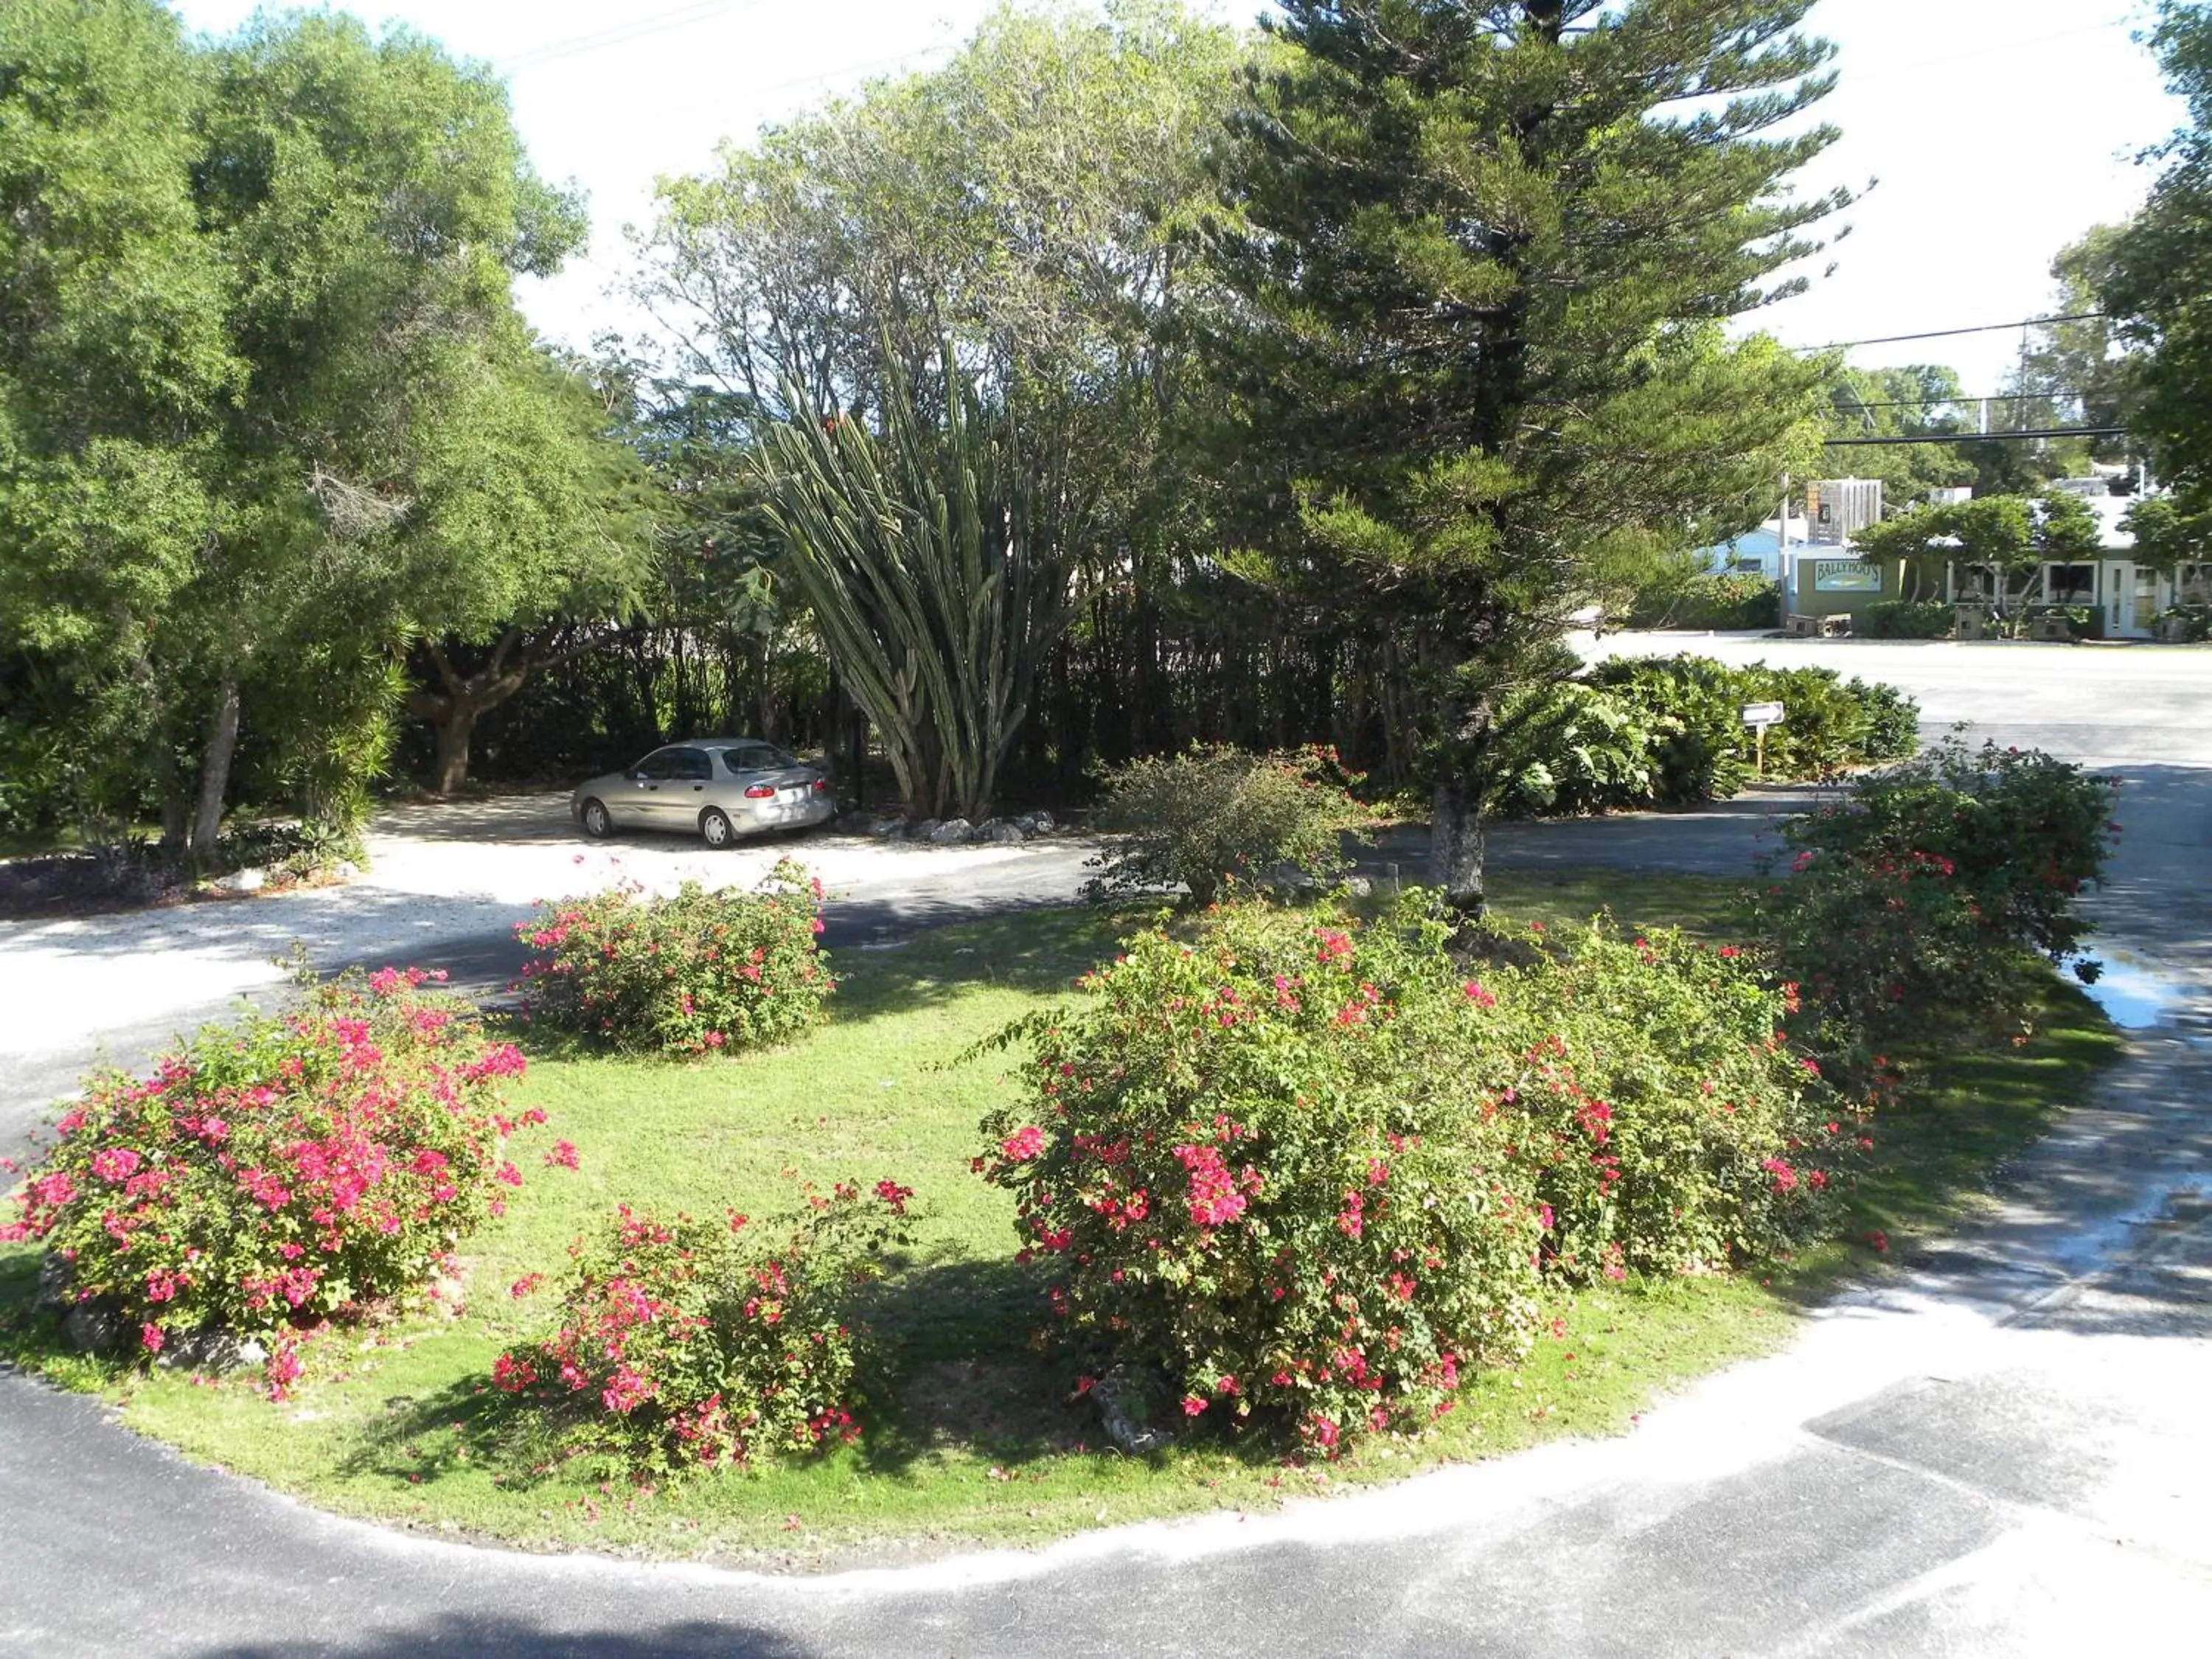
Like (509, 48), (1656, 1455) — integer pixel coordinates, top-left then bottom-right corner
(4, 637), (2211, 1656)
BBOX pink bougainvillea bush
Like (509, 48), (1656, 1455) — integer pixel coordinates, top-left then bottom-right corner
(515, 859), (834, 1056)
(2, 967), (540, 1372)
(1475, 920), (1863, 1284)
(974, 895), (1856, 1455)
(976, 901), (1546, 1457)
(1761, 737), (2119, 1063)
(491, 1179), (913, 1476)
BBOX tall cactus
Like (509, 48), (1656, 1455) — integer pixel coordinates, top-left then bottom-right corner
(756, 344), (1073, 821)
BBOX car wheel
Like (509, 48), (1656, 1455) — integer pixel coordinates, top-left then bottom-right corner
(580, 798), (613, 839)
(700, 807), (737, 848)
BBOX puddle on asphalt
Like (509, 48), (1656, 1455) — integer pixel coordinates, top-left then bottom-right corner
(2067, 949), (2176, 1029)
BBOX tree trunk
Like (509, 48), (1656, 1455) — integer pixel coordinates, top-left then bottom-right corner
(189, 677), (241, 858)
(1427, 681), (1492, 917)
(1427, 773), (1484, 917)
(431, 703), (479, 796)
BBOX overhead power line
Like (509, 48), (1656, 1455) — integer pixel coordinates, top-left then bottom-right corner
(1833, 390), (2091, 411)
(496, 0), (767, 73)
(1792, 313), (2110, 352)
(1823, 427), (2128, 446)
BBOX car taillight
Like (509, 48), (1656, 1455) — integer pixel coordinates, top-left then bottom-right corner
(743, 784), (775, 799)
(811, 778), (829, 793)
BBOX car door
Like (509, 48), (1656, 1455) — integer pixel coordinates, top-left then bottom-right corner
(658, 747), (715, 830)
(615, 748), (679, 827)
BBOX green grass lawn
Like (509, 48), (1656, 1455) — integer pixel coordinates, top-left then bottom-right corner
(0, 868), (2124, 1567)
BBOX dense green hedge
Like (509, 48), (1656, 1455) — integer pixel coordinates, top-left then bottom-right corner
(1627, 571), (1782, 631)
(1489, 655), (1919, 816)
(1862, 599), (1954, 639)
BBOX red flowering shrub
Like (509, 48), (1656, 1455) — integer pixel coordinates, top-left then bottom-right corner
(492, 1180), (911, 1475)
(976, 902), (1545, 1457)
(1761, 737), (2118, 1062)
(975, 897), (1854, 1453)
(1466, 920), (1860, 1281)
(517, 858), (834, 1055)
(2, 967), (538, 1373)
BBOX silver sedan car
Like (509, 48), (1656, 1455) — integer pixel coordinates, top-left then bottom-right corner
(571, 739), (837, 847)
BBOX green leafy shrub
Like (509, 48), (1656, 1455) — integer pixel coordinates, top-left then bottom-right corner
(1628, 571), (1781, 630)
(1084, 744), (1374, 906)
(1842, 675), (1921, 760)
(211, 818), (366, 883)
(1582, 655), (1920, 804)
(1584, 655), (1759, 801)
(2020, 604), (2102, 639)
(973, 897), (1850, 1454)
(1486, 682), (1660, 815)
(1862, 599), (1954, 639)
(491, 1181), (913, 1475)
(2155, 605), (2212, 641)
(2, 968), (538, 1386)
(517, 859), (833, 1055)
(1761, 739), (2118, 1060)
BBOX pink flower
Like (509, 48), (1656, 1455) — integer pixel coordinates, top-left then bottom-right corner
(1182, 1395), (1208, 1416)
(873, 1179), (914, 1215)
(91, 1147), (142, 1183)
(544, 1141), (580, 1170)
(140, 1323), (164, 1354)
(511, 1273), (545, 1298)
(495, 1161), (523, 1188)
(27, 1171), (77, 1211)
(1461, 981), (1498, 1009)
(492, 1352), (537, 1393)
(1000, 1125), (1045, 1162)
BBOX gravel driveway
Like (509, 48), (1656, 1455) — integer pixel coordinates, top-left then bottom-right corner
(0, 799), (1091, 1158)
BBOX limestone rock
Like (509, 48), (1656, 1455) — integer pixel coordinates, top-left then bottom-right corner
(1091, 1365), (1175, 1455)
(215, 867), (266, 894)
(926, 818), (974, 845)
(975, 819), (1025, 845)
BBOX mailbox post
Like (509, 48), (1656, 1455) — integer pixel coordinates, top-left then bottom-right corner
(1740, 700), (1785, 779)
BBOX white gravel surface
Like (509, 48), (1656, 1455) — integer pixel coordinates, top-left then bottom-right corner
(0, 794), (1070, 1065)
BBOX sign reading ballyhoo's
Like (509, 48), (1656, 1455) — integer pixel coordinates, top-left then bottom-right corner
(1812, 560), (1881, 593)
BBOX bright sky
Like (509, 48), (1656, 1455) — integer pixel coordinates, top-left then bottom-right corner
(167, 0), (2184, 391)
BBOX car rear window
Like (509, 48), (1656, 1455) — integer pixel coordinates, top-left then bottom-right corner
(723, 745), (794, 774)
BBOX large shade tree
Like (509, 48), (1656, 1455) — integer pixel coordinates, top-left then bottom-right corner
(1206, 0), (1846, 913)
(2102, 3), (2212, 501)
(0, 2), (629, 845)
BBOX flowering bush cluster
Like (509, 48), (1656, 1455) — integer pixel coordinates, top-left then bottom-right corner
(1487, 923), (1863, 1280)
(492, 1180), (913, 1475)
(3, 967), (538, 1372)
(1083, 744), (1376, 907)
(516, 859), (834, 1055)
(1762, 737), (2119, 1060)
(974, 896), (1848, 1455)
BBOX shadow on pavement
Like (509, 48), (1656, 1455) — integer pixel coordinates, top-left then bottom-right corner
(189, 1616), (810, 1658)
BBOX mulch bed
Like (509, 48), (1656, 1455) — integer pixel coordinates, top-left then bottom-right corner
(0, 852), (179, 922)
